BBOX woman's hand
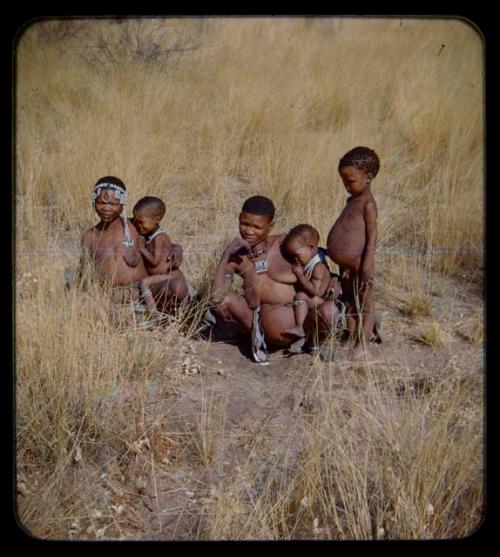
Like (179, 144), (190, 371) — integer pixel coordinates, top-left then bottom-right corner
(224, 237), (251, 258)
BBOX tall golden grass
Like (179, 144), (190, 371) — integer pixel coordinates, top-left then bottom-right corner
(15, 17), (484, 540)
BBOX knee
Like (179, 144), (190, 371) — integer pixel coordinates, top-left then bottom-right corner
(172, 278), (189, 299)
(222, 291), (239, 308)
(295, 291), (309, 302)
(214, 292), (244, 315)
(318, 301), (339, 323)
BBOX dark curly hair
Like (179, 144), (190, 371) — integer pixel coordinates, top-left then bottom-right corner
(241, 195), (275, 220)
(133, 196), (166, 219)
(338, 146), (380, 178)
(283, 224), (320, 247)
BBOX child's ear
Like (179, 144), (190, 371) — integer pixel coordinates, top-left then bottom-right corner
(366, 172), (373, 182)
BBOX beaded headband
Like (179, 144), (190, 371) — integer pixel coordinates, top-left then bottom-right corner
(91, 183), (128, 207)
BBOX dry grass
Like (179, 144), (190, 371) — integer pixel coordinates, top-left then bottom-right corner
(15, 17), (484, 540)
(414, 321), (449, 348)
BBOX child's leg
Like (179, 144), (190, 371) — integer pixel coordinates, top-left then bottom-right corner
(149, 270), (190, 313)
(348, 277), (375, 359)
(294, 291), (310, 329)
(339, 268), (358, 349)
(359, 282), (375, 346)
(139, 275), (168, 311)
(284, 292), (313, 338)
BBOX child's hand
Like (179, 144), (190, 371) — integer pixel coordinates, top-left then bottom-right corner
(328, 275), (342, 299)
(224, 238), (251, 257)
(291, 263), (304, 277)
(360, 265), (374, 289)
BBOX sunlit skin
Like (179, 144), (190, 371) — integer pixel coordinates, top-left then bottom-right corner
(283, 236), (332, 339)
(211, 211), (340, 348)
(80, 187), (186, 313)
(81, 189), (146, 288)
(327, 165), (378, 358)
(238, 211), (274, 249)
(132, 207), (188, 313)
(133, 211), (161, 236)
(284, 237), (316, 267)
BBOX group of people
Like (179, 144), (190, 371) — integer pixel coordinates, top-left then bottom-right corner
(79, 146), (382, 363)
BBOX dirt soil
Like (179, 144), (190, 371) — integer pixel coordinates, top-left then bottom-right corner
(108, 270), (483, 540)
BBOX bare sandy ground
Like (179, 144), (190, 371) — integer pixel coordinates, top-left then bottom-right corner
(103, 270), (483, 540)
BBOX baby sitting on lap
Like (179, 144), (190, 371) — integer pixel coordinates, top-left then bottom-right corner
(283, 224), (334, 340)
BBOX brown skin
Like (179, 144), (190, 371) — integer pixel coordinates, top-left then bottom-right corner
(283, 237), (332, 339)
(212, 212), (340, 347)
(326, 165), (378, 357)
(80, 189), (186, 311)
(132, 208), (189, 311)
(81, 191), (146, 288)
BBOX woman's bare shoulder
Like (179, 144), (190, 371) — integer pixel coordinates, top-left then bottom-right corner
(81, 225), (97, 242)
(269, 234), (286, 246)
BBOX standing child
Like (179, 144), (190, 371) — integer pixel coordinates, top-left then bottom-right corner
(282, 224), (332, 340)
(327, 146), (380, 359)
(132, 196), (189, 315)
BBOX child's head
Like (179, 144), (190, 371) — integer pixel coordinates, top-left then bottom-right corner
(132, 196), (166, 235)
(92, 176), (127, 223)
(283, 224), (320, 266)
(239, 195), (275, 247)
(338, 146), (380, 196)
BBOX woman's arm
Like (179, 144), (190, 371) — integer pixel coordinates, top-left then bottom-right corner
(211, 238), (250, 303)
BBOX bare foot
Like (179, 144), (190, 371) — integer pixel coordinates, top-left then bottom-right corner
(284, 326), (306, 339)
